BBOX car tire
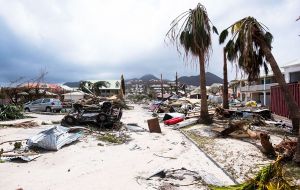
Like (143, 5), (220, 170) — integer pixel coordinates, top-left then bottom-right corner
(46, 107), (52, 112)
(97, 113), (108, 123)
(64, 115), (77, 125)
(25, 108), (30, 112)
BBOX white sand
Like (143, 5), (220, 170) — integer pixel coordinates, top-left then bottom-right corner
(0, 105), (234, 190)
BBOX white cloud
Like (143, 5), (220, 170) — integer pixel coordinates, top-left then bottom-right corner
(0, 0), (299, 81)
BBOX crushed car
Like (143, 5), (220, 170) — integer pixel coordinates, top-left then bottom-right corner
(61, 101), (122, 128)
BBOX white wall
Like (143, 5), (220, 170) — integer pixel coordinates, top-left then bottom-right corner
(63, 94), (83, 102)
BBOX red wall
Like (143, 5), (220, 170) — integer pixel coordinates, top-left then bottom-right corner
(270, 83), (300, 118)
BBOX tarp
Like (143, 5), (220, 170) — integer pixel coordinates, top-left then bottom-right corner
(163, 113), (185, 121)
(27, 126), (82, 151)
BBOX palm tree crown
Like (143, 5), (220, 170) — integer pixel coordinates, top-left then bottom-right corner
(219, 16), (273, 81)
(167, 3), (218, 62)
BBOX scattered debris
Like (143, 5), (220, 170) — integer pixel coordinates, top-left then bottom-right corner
(27, 125), (82, 151)
(153, 153), (177, 160)
(96, 132), (131, 144)
(125, 123), (147, 132)
(142, 167), (203, 188)
(210, 157), (297, 190)
(0, 121), (38, 128)
(275, 138), (297, 161)
(171, 118), (198, 130)
(1, 153), (41, 162)
(147, 117), (161, 133)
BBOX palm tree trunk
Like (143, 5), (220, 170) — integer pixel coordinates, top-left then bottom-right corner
(296, 135), (300, 165)
(260, 44), (300, 163)
(261, 44), (300, 134)
(199, 54), (209, 120)
(223, 49), (229, 109)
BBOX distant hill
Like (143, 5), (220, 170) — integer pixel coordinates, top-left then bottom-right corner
(178, 72), (223, 86)
(139, 74), (159, 81)
(64, 81), (80, 88)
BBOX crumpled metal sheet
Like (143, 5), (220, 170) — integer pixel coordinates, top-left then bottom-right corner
(27, 126), (82, 151)
(2, 155), (41, 162)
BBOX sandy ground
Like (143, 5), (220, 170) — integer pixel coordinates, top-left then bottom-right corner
(0, 104), (235, 190)
(181, 122), (294, 183)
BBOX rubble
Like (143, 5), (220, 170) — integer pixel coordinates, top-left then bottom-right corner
(210, 157), (297, 190)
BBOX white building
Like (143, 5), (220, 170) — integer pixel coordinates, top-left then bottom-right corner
(231, 59), (300, 106)
(282, 59), (300, 83)
(62, 91), (85, 102)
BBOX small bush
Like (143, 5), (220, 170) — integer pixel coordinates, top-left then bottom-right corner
(0, 105), (24, 121)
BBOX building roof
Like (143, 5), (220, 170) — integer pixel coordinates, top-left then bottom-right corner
(281, 59), (300, 68)
(62, 91), (85, 96)
(86, 80), (121, 90)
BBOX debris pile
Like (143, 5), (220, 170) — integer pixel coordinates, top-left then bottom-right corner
(210, 157), (298, 190)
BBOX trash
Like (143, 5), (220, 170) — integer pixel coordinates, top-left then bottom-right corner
(147, 118), (161, 133)
(27, 126), (82, 151)
(143, 168), (202, 188)
(125, 123), (147, 132)
(171, 118), (198, 129)
(275, 138), (297, 160)
(164, 117), (184, 125)
(96, 132), (131, 144)
(0, 121), (39, 128)
(210, 157), (296, 190)
(153, 153), (177, 160)
(162, 113), (185, 121)
(245, 100), (257, 107)
(147, 170), (166, 180)
(1, 153), (41, 162)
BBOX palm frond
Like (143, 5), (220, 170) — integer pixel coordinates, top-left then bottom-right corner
(221, 16), (274, 81)
(166, 3), (216, 64)
(219, 29), (228, 44)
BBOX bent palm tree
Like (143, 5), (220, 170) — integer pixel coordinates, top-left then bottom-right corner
(219, 16), (300, 163)
(167, 3), (218, 122)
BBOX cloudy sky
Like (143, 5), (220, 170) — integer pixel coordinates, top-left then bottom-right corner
(0, 0), (299, 84)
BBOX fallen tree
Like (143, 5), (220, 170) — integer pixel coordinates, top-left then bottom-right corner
(210, 157), (297, 190)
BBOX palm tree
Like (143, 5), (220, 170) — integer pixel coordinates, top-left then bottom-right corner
(219, 16), (300, 163)
(167, 3), (218, 122)
(121, 74), (125, 96)
(223, 48), (229, 109)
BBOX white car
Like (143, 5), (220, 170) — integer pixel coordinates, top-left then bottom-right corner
(24, 98), (62, 112)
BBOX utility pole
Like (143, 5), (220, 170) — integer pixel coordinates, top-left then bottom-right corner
(160, 74), (164, 99)
(175, 72), (178, 95)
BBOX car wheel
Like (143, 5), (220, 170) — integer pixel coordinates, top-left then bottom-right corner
(97, 113), (108, 123)
(46, 107), (52, 112)
(64, 115), (77, 125)
(25, 108), (30, 112)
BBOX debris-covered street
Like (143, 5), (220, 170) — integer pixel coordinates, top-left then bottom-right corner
(0, 104), (235, 190)
(1, 1), (300, 190)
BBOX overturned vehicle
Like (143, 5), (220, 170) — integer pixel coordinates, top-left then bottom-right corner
(62, 101), (122, 128)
